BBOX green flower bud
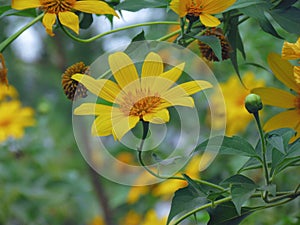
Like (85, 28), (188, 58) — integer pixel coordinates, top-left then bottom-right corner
(245, 93), (263, 114)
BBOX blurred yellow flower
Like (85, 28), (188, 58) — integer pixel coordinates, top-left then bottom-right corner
(210, 72), (265, 136)
(0, 84), (18, 100)
(72, 52), (212, 140)
(170, 0), (236, 27)
(0, 100), (35, 143)
(252, 53), (300, 142)
(88, 216), (104, 225)
(12, 0), (118, 36)
(141, 210), (167, 225)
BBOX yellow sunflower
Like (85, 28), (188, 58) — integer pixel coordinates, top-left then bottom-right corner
(252, 53), (300, 142)
(0, 100), (35, 143)
(72, 51), (212, 140)
(170, 0), (236, 27)
(12, 0), (118, 36)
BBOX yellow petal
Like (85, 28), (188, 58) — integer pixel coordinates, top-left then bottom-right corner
(111, 113), (140, 140)
(200, 14), (220, 27)
(161, 96), (195, 108)
(141, 52), (164, 78)
(251, 87), (296, 109)
(294, 66), (300, 84)
(108, 52), (139, 89)
(268, 53), (300, 92)
(74, 0), (119, 17)
(281, 38), (300, 60)
(92, 112), (113, 136)
(11, 0), (40, 10)
(202, 0), (236, 14)
(72, 74), (117, 101)
(164, 80), (212, 98)
(170, 0), (190, 17)
(58, 11), (79, 34)
(74, 103), (112, 115)
(264, 110), (300, 133)
(143, 109), (170, 124)
(159, 62), (185, 83)
(42, 13), (57, 36)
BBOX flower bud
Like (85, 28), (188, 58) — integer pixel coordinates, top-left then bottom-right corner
(245, 93), (263, 113)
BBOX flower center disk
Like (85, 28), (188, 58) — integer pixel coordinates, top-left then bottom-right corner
(120, 95), (162, 119)
(40, 0), (76, 13)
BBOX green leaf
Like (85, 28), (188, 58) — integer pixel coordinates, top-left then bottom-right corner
(221, 175), (257, 215)
(115, 0), (168, 11)
(227, 0), (266, 11)
(274, 0), (298, 9)
(1, 8), (37, 18)
(271, 148), (285, 175)
(239, 4), (283, 39)
(258, 184), (276, 197)
(131, 30), (146, 42)
(269, 7), (300, 35)
(287, 138), (300, 158)
(197, 136), (260, 159)
(207, 201), (253, 225)
(221, 174), (257, 187)
(167, 186), (207, 224)
(194, 35), (222, 61)
(266, 128), (296, 154)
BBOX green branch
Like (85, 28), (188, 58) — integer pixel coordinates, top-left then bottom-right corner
(60, 21), (180, 43)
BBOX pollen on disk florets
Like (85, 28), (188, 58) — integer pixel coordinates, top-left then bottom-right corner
(198, 27), (232, 62)
(62, 62), (89, 101)
(40, 0), (76, 13)
(295, 94), (300, 110)
(119, 90), (162, 119)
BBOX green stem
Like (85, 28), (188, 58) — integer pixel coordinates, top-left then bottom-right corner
(171, 196), (232, 225)
(0, 13), (44, 52)
(137, 121), (225, 191)
(60, 21), (180, 43)
(156, 29), (181, 41)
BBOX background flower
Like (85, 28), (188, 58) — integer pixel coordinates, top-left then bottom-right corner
(12, 0), (118, 36)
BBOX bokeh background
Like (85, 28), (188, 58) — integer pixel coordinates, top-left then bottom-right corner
(0, 1), (299, 224)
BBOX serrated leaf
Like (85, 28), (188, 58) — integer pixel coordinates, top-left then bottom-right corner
(167, 186), (207, 224)
(197, 136), (260, 159)
(115, 0), (168, 11)
(207, 201), (253, 225)
(194, 35), (222, 61)
(269, 7), (300, 35)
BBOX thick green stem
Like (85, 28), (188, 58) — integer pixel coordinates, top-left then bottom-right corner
(0, 13), (44, 52)
(60, 21), (179, 43)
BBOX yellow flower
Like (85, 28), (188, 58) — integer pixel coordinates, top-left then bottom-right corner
(12, 0), (118, 36)
(209, 72), (265, 136)
(282, 37), (300, 84)
(252, 53), (300, 142)
(170, 0), (236, 27)
(282, 37), (300, 60)
(141, 210), (167, 225)
(0, 84), (18, 101)
(72, 52), (212, 140)
(0, 100), (35, 143)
